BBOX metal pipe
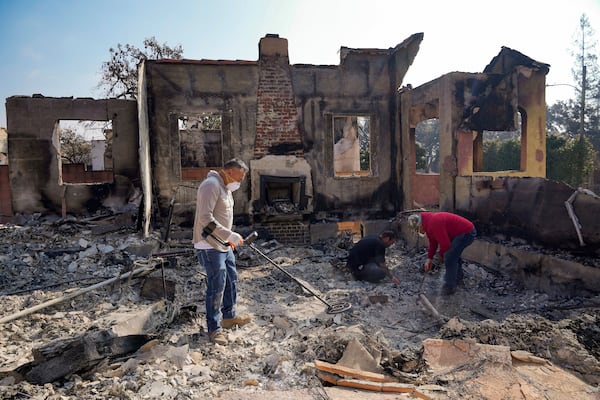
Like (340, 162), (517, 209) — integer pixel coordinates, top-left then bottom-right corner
(0, 262), (158, 324)
(417, 293), (448, 323)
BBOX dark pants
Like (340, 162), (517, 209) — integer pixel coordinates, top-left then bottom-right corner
(444, 228), (476, 288)
(348, 262), (387, 283)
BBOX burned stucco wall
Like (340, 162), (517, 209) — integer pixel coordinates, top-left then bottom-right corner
(400, 72), (493, 211)
(6, 96), (139, 215)
(144, 33), (423, 223)
(395, 48), (600, 251)
(400, 47), (549, 214)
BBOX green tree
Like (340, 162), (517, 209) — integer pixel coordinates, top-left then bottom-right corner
(483, 138), (521, 172)
(547, 133), (595, 186)
(546, 13), (599, 187)
(547, 99), (580, 135)
(571, 14), (600, 151)
(98, 36), (183, 99)
(357, 117), (371, 171)
(415, 142), (427, 170)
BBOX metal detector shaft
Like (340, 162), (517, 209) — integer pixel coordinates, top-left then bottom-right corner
(247, 243), (333, 308)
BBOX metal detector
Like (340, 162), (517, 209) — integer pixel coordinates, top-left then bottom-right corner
(244, 231), (352, 314)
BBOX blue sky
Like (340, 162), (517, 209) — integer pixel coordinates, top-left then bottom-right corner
(1, 0), (600, 127)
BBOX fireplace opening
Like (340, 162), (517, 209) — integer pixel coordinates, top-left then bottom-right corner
(258, 175), (307, 214)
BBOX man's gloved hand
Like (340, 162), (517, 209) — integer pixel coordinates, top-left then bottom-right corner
(424, 258), (433, 273)
(227, 232), (244, 250)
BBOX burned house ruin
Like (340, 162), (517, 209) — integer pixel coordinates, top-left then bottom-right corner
(3, 33), (600, 294)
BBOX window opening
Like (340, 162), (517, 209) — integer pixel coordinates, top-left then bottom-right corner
(476, 111), (523, 172)
(415, 118), (440, 174)
(55, 120), (113, 184)
(333, 115), (371, 177)
(0, 128), (7, 165)
(179, 113), (223, 181)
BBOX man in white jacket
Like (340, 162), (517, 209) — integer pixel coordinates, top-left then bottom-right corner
(193, 158), (251, 345)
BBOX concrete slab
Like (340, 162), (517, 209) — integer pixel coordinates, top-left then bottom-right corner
(218, 388), (418, 400)
(324, 387), (418, 399)
(216, 389), (322, 400)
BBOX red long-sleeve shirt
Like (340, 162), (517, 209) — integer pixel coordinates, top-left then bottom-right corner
(421, 212), (474, 260)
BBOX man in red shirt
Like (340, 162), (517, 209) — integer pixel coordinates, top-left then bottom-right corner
(408, 212), (476, 295)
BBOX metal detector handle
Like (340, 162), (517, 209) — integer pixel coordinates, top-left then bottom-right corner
(244, 231), (259, 245)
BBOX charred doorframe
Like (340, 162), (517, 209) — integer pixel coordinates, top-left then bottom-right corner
(472, 107), (525, 173)
(461, 73), (524, 175)
(408, 99), (441, 208)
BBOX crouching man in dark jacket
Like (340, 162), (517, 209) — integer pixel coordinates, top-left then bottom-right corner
(345, 231), (398, 283)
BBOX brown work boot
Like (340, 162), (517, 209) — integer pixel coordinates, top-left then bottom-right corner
(221, 315), (251, 329)
(209, 330), (228, 345)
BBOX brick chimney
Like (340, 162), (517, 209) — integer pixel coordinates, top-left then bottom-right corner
(254, 34), (303, 158)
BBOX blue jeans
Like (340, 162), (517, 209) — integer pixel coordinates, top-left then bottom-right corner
(444, 228), (476, 288)
(196, 248), (238, 333)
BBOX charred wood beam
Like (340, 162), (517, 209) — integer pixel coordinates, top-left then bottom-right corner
(15, 330), (152, 384)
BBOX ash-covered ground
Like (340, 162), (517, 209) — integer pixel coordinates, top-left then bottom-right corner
(0, 216), (598, 399)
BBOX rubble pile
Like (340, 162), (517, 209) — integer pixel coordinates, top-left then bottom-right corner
(0, 216), (598, 399)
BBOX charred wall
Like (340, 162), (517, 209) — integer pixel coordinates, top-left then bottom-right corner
(6, 96), (139, 215)
(458, 176), (600, 252)
(144, 34), (423, 223)
(293, 57), (396, 216)
(400, 47), (550, 219)
(291, 34), (423, 217)
(144, 60), (259, 218)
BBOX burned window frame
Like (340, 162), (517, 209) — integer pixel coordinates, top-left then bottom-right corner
(415, 118), (440, 175)
(176, 112), (224, 182)
(473, 108), (525, 173)
(331, 114), (373, 178)
(55, 119), (114, 185)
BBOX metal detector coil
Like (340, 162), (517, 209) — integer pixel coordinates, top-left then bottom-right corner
(326, 302), (352, 314)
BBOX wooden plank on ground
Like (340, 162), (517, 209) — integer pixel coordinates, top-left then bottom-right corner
(316, 370), (432, 399)
(314, 359), (396, 383)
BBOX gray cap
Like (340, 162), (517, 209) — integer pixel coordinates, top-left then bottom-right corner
(407, 214), (422, 231)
